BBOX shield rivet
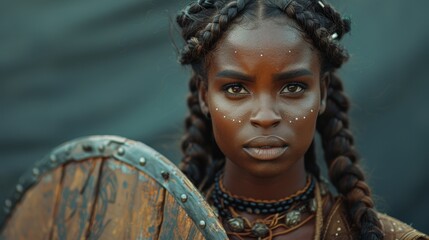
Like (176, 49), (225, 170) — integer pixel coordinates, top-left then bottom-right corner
(139, 157), (146, 166)
(50, 154), (56, 163)
(98, 144), (105, 152)
(32, 168), (40, 176)
(5, 199), (12, 208)
(199, 220), (206, 229)
(16, 184), (24, 193)
(180, 194), (188, 202)
(82, 144), (92, 152)
(117, 147), (125, 156)
(161, 171), (169, 180)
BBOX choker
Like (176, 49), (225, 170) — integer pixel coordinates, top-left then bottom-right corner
(211, 173), (322, 239)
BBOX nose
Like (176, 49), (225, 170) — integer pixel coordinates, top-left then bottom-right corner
(250, 95), (281, 128)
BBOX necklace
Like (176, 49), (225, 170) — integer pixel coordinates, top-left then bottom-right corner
(210, 173), (325, 240)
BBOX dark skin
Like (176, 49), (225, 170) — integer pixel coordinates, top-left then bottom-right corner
(199, 17), (330, 239)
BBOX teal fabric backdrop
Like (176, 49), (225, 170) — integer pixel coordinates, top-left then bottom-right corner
(1, 0), (428, 232)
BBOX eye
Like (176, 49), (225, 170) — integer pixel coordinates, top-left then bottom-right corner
(281, 83), (307, 95)
(223, 84), (249, 95)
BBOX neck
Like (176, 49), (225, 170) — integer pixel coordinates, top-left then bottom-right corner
(222, 158), (307, 200)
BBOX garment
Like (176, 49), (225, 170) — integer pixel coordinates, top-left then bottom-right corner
(322, 197), (429, 240)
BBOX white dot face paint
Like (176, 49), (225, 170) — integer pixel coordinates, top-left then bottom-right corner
(285, 109), (316, 124)
(214, 107), (316, 125)
(214, 106), (243, 124)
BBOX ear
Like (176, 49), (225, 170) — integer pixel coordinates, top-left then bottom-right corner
(319, 72), (330, 115)
(198, 80), (209, 117)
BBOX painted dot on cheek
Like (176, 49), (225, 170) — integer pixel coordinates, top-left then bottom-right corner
(260, 54), (263, 57)
(303, 116), (306, 119)
(223, 116), (226, 118)
(295, 117), (298, 120)
(215, 108), (219, 111)
(311, 109), (314, 113)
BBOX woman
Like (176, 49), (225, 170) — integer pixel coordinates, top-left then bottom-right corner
(176, 0), (428, 239)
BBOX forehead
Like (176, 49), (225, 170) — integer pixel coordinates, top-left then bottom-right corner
(209, 17), (319, 71)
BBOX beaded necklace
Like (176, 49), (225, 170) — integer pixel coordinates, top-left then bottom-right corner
(210, 172), (325, 240)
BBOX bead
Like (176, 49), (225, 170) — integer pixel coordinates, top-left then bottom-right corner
(285, 210), (301, 227)
(227, 217), (244, 232)
(251, 223), (269, 237)
(309, 198), (317, 212)
(337, 227), (341, 231)
(139, 157), (146, 166)
(180, 194), (188, 203)
(254, 208), (261, 214)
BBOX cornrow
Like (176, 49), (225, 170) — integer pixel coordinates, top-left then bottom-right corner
(179, 0), (251, 64)
(283, 0), (349, 68)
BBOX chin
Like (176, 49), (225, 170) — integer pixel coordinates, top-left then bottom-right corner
(244, 161), (295, 179)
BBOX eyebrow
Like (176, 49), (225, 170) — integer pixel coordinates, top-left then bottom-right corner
(215, 69), (313, 82)
(215, 70), (254, 82)
(273, 69), (313, 81)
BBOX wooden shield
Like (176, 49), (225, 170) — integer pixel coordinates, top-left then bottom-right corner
(0, 135), (227, 240)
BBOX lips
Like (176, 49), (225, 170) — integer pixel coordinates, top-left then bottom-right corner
(243, 135), (288, 160)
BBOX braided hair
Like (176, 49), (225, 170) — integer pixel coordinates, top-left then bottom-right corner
(176, 0), (384, 239)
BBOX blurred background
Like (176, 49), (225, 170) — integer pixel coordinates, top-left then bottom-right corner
(1, 0), (428, 232)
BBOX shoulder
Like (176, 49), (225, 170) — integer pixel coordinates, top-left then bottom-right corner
(377, 212), (428, 240)
(322, 197), (428, 240)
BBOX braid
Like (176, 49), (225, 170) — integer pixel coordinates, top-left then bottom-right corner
(179, 73), (213, 187)
(317, 74), (384, 239)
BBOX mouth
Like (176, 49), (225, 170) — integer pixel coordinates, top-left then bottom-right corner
(243, 135), (288, 161)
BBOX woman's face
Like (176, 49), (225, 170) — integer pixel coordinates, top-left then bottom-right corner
(200, 17), (327, 178)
